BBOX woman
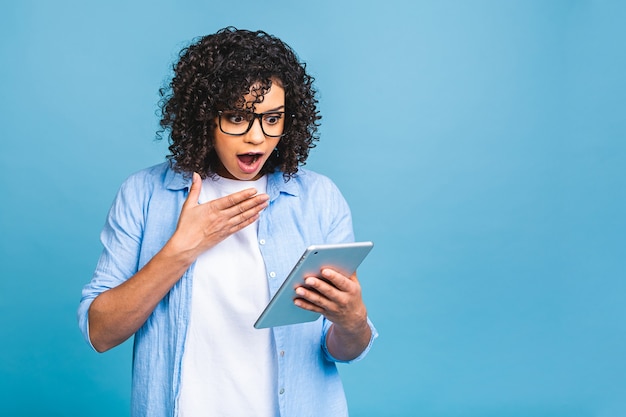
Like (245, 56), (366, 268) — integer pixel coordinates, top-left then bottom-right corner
(78, 27), (377, 417)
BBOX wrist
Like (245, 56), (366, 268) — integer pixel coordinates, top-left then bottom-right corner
(160, 236), (199, 267)
(332, 314), (370, 339)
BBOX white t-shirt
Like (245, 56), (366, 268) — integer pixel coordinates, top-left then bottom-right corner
(178, 175), (278, 417)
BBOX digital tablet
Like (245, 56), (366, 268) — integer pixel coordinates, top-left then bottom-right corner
(254, 241), (374, 329)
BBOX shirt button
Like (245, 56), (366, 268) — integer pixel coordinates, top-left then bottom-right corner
(279, 350), (285, 357)
(259, 239), (266, 245)
(279, 388), (285, 395)
(269, 272), (276, 278)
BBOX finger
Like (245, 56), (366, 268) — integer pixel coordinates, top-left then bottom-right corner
(303, 276), (340, 298)
(293, 296), (325, 314)
(294, 287), (329, 313)
(228, 209), (263, 233)
(225, 196), (268, 227)
(318, 269), (354, 292)
(212, 188), (261, 210)
(219, 195), (268, 228)
(302, 280), (351, 314)
(232, 192), (270, 213)
(183, 172), (202, 208)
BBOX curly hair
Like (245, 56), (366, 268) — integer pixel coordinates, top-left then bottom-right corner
(157, 27), (321, 179)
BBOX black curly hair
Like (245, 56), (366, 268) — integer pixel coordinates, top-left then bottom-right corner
(157, 27), (321, 179)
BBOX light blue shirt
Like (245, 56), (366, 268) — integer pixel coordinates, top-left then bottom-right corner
(78, 162), (377, 417)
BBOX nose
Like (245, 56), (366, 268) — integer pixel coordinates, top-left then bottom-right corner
(245, 116), (265, 144)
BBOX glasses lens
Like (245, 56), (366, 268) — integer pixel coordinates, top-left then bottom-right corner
(219, 111), (286, 137)
(219, 111), (251, 135)
(260, 112), (285, 137)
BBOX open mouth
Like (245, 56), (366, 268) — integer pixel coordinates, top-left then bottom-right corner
(236, 152), (265, 176)
(237, 153), (263, 166)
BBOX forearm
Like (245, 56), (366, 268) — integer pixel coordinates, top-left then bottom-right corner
(325, 318), (372, 362)
(88, 240), (196, 352)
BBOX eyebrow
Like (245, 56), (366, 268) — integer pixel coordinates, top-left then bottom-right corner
(259, 105), (285, 113)
(226, 105), (285, 114)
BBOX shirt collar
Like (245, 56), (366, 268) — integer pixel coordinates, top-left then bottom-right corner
(164, 163), (192, 191)
(267, 170), (299, 201)
(163, 163), (300, 199)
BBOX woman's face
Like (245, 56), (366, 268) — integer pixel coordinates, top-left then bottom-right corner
(213, 82), (285, 181)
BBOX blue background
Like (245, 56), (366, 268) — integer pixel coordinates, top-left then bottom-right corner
(1, 1), (625, 416)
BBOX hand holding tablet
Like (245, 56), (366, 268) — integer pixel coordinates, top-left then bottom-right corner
(254, 241), (374, 329)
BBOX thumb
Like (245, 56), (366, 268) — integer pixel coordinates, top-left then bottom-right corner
(184, 172), (202, 207)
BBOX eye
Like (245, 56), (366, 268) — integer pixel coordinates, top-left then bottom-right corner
(263, 113), (283, 125)
(223, 111), (248, 124)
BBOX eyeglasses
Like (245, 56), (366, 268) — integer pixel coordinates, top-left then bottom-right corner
(217, 110), (290, 138)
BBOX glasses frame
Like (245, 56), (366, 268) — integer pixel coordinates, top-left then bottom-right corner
(217, 110), (291, 138)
